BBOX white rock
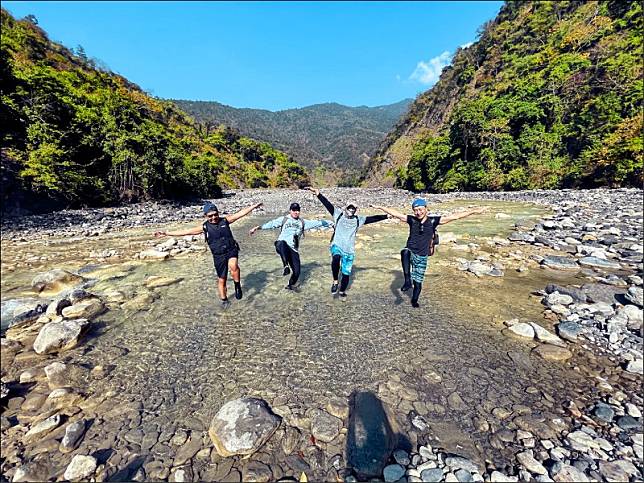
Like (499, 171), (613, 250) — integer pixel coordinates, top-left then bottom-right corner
(529, 323), (566, 347)
(508, 322), (535, 338)
(64, 455), (97, 481)
(625, 359), (643, 375)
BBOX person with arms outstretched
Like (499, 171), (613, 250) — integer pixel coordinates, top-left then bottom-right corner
(155, 201), (263, 308)
(249, 202), (332, 290)
(373, 199), (487, 307)
(306, 187), (388, 298)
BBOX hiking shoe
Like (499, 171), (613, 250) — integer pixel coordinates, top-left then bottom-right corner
(234, 284), (243, 300)
(283, 266), (291, 276)
(411, 300), (420, 308)
(331, 282), (339, 294)
(220, 298), (231, 309)
(338, 292), (347, 298)
(400, 279), (412, 292)
(285, 284), (294, 291)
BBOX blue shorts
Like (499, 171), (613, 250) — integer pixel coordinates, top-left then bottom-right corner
(330, 244), (355, 276)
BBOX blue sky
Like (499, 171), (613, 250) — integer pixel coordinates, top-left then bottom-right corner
(4, 1), (503, 111)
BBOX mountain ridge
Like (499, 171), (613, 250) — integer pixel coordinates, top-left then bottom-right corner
(172, 98), (413, 185)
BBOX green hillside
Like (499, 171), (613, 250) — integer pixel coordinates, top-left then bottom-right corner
(0, 10), (308, 213)
(172, 99), (412, 186)
(364, 1), (642, 191)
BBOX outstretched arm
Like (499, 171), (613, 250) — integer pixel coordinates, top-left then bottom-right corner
(371, 205), (407, 222)
(440, 207), (488, 225)
(249, 216), (283, 235)
(303, 219), (333, 230)
(363, 214), (388, 225)
(305, 186), (335, 215)
(155, 225), (203, 237)
(226, 202), (263, 224)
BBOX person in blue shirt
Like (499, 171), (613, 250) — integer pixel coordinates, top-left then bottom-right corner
(306, 187), (388, 297)
(249, 202), (332, 290)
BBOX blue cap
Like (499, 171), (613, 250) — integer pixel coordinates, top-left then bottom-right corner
(412, 198), (427, 208)
(203, 202), (219, 214)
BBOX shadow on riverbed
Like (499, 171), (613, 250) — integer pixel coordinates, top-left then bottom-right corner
(346, 390), (410, 480)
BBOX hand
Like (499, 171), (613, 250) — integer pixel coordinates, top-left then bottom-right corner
(249, 226), (259, 236)
(305, 186), (320, 196)
(154, 231), (167, 237)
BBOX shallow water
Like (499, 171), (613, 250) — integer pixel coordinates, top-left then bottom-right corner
(2, 200), (610, 470)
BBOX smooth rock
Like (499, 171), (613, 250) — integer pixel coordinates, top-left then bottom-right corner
(24, 414), (61, 441)
(529, 323), (566, 347)
(516, 450), (547, 475)
(593, 403), (615, 422)
(241, 461), (272, 482)
(551, 464), (589, 482)
(625, 286), (644, 307)
(578, 256), (621, 269)
(383, 464), (405, 482)
(507, 323), (535, 339)
(625, 359), (643, 375)
(61, 298), (105, 319)
(208, 398), (280, 457)
(556, 321), (583, 342)
(144, 276), (183, 288)
(64, 455), (97, 481)
(532, 344), (572, 362)
(598, 460), (639, 482)
(31, 269), (84, 295)
(33, 319), (89, 354)
(60, 419), (86, 452)
(310, 409), (342, 443)
(421, 468), (444, 482)
(541, 257), (579, 270)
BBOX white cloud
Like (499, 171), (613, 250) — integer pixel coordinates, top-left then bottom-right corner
(408, 51), (452, 86)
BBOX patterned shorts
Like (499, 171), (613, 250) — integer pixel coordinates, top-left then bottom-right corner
(410, 251), (428, 283)
(330, 244), (355, 276)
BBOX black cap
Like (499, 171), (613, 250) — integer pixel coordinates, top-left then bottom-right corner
(289, 202), (301, 211)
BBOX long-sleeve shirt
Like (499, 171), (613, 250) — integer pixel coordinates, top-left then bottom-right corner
(260, 215), (332, 251)
(317, 193), (387, 254)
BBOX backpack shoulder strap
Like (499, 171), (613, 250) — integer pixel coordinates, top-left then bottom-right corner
(279, 216), (288, 232)
(202, 221), (209, 243)
(330, 212), (344, 243)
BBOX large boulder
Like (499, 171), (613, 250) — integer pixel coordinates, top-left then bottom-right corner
(64, 455), (97, 481)
(31, 269), (84, 296)
(541, 256), (579, 270)
(208, 398), (281, 457)
(1, 298), (48, 330)
(33, 319), (90, 354)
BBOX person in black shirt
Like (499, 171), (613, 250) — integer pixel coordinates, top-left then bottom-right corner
(155, 201), (263, 308)
(373, 199), (487, 307)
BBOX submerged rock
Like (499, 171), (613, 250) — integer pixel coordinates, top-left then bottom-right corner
(31, 269), (84, 295)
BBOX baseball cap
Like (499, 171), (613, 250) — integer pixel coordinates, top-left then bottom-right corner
(290, 202), (301, 211)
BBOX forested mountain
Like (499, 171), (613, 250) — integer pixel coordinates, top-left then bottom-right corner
(364, 1), (642, 191)
(0, 10), (308, 214)
(172, 99), (412, 186)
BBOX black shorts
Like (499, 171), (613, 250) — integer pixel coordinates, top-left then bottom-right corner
(212, 250), (239, 278)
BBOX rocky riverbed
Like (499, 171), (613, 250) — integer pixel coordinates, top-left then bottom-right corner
(1, 188), (642, 482)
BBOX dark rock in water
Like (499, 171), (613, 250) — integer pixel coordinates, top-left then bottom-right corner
(545, 284), (588, 303)
(541, 256), (579, 270)
(616, 415), (640, 430)
(347, 391), (397, 479)
(593, 403), (615, 423)
(581, 283), (627, 305)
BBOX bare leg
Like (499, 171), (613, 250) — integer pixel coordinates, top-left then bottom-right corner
(217, 277), (227, 300)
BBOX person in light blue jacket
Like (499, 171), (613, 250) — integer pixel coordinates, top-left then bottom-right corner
(306, 187), (388, 297)
(249, 202), (332, 290)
